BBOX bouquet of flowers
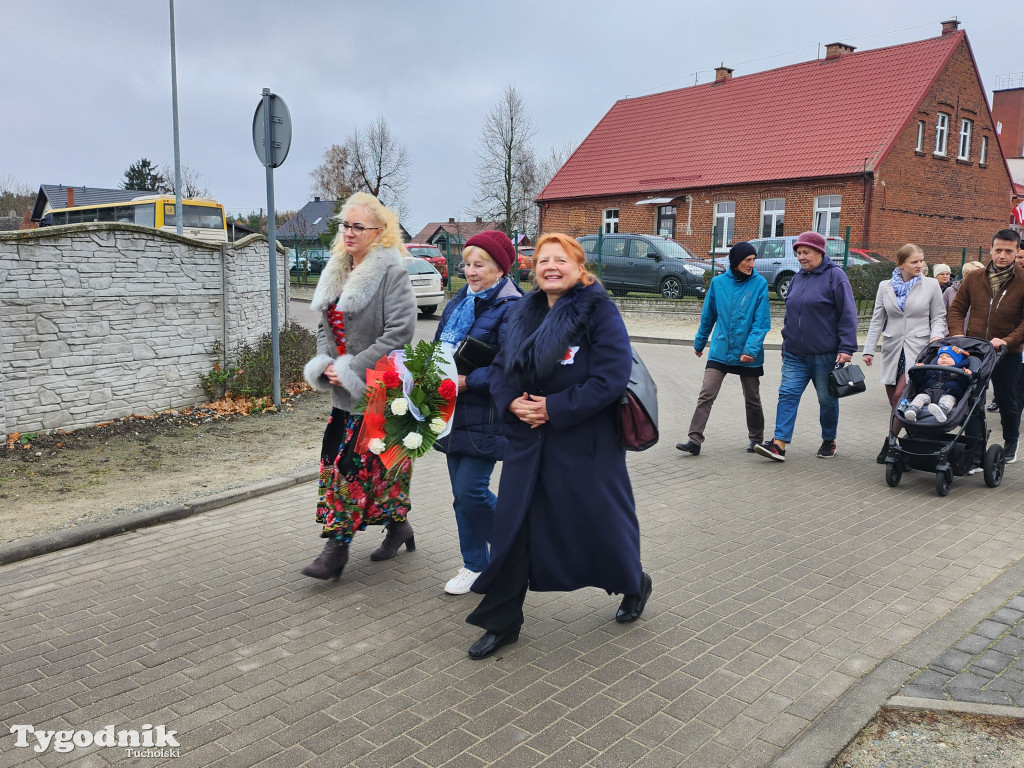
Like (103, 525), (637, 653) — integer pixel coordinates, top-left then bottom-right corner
(354, 340), (458, 469)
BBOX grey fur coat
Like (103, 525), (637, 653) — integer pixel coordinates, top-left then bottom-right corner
(303, 244), (416, 411)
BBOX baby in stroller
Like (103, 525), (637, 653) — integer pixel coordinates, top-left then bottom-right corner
(899, 344), (972, 423)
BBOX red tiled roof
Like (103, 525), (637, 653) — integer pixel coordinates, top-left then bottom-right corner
(539, 32), (965, 201)
(411, 220), (501, 243)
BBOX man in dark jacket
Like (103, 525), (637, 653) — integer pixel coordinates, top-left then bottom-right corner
(948, 229), (1024, 462)
(755, 231), (858, 462)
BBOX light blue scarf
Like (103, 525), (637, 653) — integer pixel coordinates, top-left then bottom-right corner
(439, 279), (503, 345)
(890, 268), (920, 311)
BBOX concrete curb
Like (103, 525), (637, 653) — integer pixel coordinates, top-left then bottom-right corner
(0, 468), (318, 566)
(770, 553), (1024, 767)
(887, 694), (1024, 720)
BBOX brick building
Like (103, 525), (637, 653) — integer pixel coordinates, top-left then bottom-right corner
(538, 21), (1014, 264)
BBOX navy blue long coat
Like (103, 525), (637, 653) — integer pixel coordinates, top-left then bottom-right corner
(473, 282), (643, 595)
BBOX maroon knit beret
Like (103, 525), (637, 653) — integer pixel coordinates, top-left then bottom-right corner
(464, 230), (515, 275)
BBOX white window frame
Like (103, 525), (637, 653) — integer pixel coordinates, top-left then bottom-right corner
(713, 201), (735, 252)
(814, 195), (841, 236)
(760, 198), (785, 238)
(602, 208), (619, 234)
(915, 120), (925, 152)
(980, 136), (989, 165)
(958, 118), (973, 160)
(934, 112), (950, 156)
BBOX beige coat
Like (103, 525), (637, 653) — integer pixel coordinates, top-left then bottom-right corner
(862, 276), (947, 385)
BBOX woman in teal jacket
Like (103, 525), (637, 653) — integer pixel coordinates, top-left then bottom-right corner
(677, 242), (771, 456)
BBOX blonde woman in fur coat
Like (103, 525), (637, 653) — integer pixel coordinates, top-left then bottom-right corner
(301, 193), (417, 580)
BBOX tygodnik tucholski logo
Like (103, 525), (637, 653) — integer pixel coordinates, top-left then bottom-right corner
(9, 724), (180, 756)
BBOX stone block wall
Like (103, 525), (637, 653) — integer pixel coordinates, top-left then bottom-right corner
(0, 224), (289, 436)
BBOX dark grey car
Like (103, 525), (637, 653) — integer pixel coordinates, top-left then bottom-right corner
(577, 234), (717, 299)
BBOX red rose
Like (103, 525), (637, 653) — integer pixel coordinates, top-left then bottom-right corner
(438, 379), (457, 400)
(383, 370), (401, 389)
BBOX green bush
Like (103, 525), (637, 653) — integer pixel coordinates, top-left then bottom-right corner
(201, 322), (318, 401)
(846, 262), (895, 302)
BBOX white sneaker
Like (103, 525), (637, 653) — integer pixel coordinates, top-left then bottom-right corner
(444, 567), (480, 595)
(927, 403), (948, 423)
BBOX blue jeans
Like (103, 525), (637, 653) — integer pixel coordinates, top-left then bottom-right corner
(446, 454), (497, 573)
(774, 351), (840, 443)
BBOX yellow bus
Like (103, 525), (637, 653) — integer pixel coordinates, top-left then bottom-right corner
(40, 195), (228, 243)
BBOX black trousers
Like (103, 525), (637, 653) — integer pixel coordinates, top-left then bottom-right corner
(990, 355), (1022, 443)
(466, 516), (530, 634)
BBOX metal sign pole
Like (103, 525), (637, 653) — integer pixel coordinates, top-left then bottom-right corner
(262, 89), (281, 409)
(168, 0), (183, 234)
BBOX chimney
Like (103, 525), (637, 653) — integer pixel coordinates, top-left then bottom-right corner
(824, 42), (855, 59)
(66, 187), (75, 207)
(313, 196), (320, 202)
(941, 19), (960, 36)
(714, 64), (733, 83)
(449, 217), (455, 223)
(475, 216), (482, 223)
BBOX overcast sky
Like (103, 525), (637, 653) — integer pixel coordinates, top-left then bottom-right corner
(4, 1), (1021, 233)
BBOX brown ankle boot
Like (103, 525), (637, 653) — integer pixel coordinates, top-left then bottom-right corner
(370, 520), (415, 561)
(301, 539), (349, 580)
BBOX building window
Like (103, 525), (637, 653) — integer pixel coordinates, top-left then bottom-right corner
(980, 136), (989, 165)
(656, 205), (676, 237)
(934, 112), (950, 156)
(814, 195), (841, 236)
(603, 209), (619, 234)
(958, 119), (973, 160)
(760, 198), (785, 237)
(916, 121), (925, 152)
(713, 202), (735, 251)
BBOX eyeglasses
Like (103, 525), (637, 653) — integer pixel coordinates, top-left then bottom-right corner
(341, 221), (380, 234)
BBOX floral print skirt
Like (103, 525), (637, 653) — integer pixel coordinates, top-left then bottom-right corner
(316, 408), (412, 542)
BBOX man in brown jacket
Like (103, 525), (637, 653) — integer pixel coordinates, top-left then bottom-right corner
(948, 229), (1024, 462)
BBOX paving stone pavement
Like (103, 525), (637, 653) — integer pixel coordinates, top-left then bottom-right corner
(4, 337), (1024, 768)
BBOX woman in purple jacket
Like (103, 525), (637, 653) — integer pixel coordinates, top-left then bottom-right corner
(754, 231), (858, 462)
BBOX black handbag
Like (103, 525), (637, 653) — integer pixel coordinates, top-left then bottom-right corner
(453, 335), (497, 374)
(619, 345), (659, 451)
(828, 362), (866, 398)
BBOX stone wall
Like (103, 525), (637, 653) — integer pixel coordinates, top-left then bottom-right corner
(0, 224), (289, 436)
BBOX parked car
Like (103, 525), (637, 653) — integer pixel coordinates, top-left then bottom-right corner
(405, 243), (449, 286)
(848, 248), (883, 264)
(516, 248), (533, 281)
(289, 249), (326, 275)
(737, 235), (851, 300)
(402, 256), (444, 316)
(576, 234), (715, 298)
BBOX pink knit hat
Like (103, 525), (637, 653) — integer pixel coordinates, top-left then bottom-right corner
(793, 231), (827, 256)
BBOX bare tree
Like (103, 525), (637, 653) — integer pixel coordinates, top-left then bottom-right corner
(158, 162), (212, 198)
(309, 144), (354, 202)
(473, 85), (537, 238)
(537, 140), (578, 191)
(345, 116), (411, 217)
(0, 174), (35, 218)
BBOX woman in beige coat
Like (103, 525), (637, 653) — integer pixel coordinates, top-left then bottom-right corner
(862, 243), (947, 462)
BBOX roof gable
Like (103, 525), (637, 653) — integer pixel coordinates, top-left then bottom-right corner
(539, 31), (965, 200)
(278, 199), (338, 238)
(33, 185), (153, 220)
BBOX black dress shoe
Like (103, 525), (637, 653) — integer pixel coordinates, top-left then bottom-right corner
(675, 441), (700, 455)
(616, 572), (653, 623)
(468, 629), (520, 660)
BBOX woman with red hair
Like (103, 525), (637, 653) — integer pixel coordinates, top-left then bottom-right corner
(464, 232), (652, 660)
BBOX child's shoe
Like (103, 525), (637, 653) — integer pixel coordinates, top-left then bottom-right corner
(927, 402), (949, 423)
(902, 405), (919, 421)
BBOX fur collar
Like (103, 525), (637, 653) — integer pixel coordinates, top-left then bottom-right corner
(503, 282), (609, 389)
(310, 244), (405, 313)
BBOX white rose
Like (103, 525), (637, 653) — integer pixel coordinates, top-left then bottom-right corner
(430, 417), (447, 433)
(390, 397), (408, 416)
(402, 432), (424, 450)
(367, 438), (386, 454)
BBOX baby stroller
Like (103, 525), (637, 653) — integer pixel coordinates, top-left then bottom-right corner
(884, 336), (1005, 496)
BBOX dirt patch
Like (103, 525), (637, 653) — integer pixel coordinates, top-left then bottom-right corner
(0, 390), (331, 545)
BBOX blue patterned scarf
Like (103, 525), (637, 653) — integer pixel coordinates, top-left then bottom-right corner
(890, 268), (920, 311)
(439, 280), (503, 345)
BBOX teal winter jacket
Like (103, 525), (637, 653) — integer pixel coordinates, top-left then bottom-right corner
(693, 270), (771, 367)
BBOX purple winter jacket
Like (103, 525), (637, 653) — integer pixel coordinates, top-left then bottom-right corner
(780, 255), (858, 357)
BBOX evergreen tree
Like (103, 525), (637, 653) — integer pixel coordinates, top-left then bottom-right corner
(121, 158), (162, 191)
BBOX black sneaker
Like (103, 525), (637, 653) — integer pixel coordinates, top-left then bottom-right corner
(754, 440), (786, 461)
(988, 402), (1000, 412)
(1005, 440), (1018, 464)
(817, 440), (837, 459)
(675, 441), (700, 456)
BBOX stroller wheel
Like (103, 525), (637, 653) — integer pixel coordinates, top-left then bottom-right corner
(935, 468), (953, 497)
(983, 444), (1005, 488)
(885, 461), (902, 487)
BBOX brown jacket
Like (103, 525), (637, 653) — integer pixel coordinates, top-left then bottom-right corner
(947, 263), (1024, 354)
